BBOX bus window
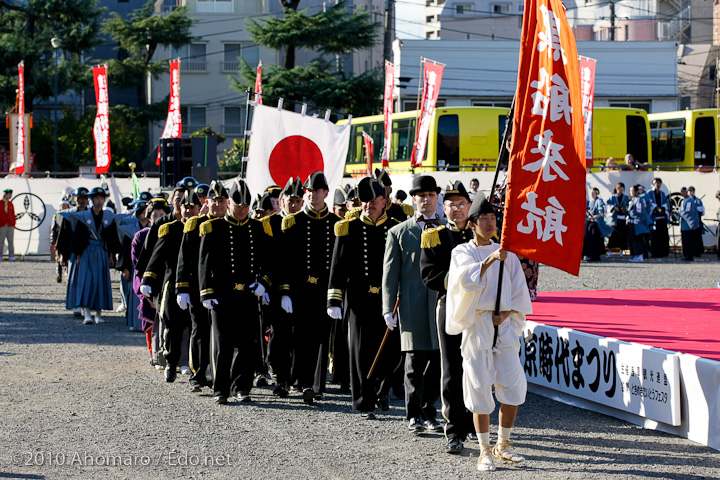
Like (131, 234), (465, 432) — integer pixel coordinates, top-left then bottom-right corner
(693, 116), (715, 166)
(626, 115), (648, 163)
(651, 119), (685, 163)
(393, 118), (415, 161)
(436, 114), (459, 170)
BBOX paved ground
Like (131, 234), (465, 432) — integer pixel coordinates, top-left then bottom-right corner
(0, 257), (719, 479)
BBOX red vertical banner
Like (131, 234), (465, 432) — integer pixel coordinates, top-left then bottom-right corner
(411, 59), (444, 167)
(13, 62), (25, 175)
(362, 131), (374, 176)
(382, 61), (394, 167)
(579, 56), (596, 164)
(255, 60), (263, 104)
(501, 0), (586, 276)
(93, 65), (111, 174)
(156, 60), (182, 165)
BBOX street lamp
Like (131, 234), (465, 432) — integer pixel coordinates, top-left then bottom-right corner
(51, 37), (62, 174)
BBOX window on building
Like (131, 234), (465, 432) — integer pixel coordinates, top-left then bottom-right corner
(492, 4), (510, 14)
(608, 101), (650, 113)
(223, 43), (259, 71)
(455, 3), (473, 16)
(197, 0), (233, 14)
(180, 106), (207, 134)
(223, 106), (245, 136)
(173, 43), (207, 72)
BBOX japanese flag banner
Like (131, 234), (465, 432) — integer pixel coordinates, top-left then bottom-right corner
(501, 0), (586, 276)
(12, 62), (25, 175)
(382, 61), (394, 167)
(93, 65), (111, 174)
(246, 103), (351, 199)
(156, 60), (182, 166)
(411, 59), (444, 167)
(362, 131), (374, 176)
(255, 60), (263, 104)
(579, 56), (596, 164)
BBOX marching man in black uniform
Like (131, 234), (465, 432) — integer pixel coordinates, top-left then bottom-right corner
(175, 181), (229, 393)
(140, 191), (201, 383)
(345, 169), (414, 223)
(327, 177), (401, 419)
(420, 180), (475, 454)
(198, 178), (273, 404)
(282, 171), (341, 404)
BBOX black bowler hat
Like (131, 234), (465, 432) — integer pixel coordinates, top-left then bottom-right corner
(357, 177), (386, 202)
(304, 171), (329, 191)
(333, 187), (347, 206)
(207, 181), (229, 200)
(374, 168), (392, 187)
(228, 178), (251, 205)
(408, 175), (441, 196)
(282, 177), (304, 198)
(180, 190), (201, 206)
(467, 192), (496, 222)
(444, 181), (471, 202)
(196, 184), (210, 197)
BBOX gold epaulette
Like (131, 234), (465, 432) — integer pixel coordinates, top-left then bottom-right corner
(260, 216), (273, 237)
(345, 207), (362, 220)
(158, 220), (177, 238)
(281, 212), (297, 231)
(421, 225), (445, 249)
(183, 215), (202, 234)
(334, 219), (351, 237)
(400, 203), (415, 216)
(199, 218), (218, 237)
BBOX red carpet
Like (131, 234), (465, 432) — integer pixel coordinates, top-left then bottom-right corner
(528, 289), (720, 362)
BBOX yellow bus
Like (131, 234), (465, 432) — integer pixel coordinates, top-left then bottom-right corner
(648, 109), (717, 169)
(339, 106), (650, 176)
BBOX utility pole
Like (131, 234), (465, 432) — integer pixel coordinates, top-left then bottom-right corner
(383, 0), (394, 63)
(609, 2), (616, 41)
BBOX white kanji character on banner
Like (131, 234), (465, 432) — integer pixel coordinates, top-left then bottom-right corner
(531, 67), (572, 125)
(537, 5), (567, 65)
(517, 191), (545, 239)
(522, 129), (570, 181)
(517, 192), (568, 245)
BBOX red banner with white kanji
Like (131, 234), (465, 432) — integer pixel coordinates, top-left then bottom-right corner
(579, 56), (596, 164)
(93, 65), (111, 174)
(255, 60), (263, 104)
(362, 131), (374, 176)
(501, 0), (586, 276)
(382, 61), (394, 167)
(156, 60), (182, 165)
(13, 62), (26, 175)
(411, 59), (444, 167)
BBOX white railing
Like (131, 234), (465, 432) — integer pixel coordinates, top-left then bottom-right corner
(222, 61), (241, 72)
(657, 5), (691, 41)
(222, 125), (244, 136)
(196, 0), (233, 13)
(182, 61), (208, 72)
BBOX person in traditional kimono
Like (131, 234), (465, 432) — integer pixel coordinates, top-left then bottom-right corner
(606, 182), (630, 256)
(647, 178), (670, 258)
(56, 187), (90, 317)
(583, 187), (612, 261)
(679, 187), (702, 261)
(61, 187), (121, 324)
(627, 185), (651, 262)
(446, 194), (532, 472)
(688, 186), (705, 258)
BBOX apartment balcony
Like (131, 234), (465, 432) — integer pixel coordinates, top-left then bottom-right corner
(222, 61), (241, 73)
(154, 0), (185, 13)
(657, 5), (691, 41)
(182, 61), (208, 72)
(222, 125), (245, 136)
(182, 124), (206, 135)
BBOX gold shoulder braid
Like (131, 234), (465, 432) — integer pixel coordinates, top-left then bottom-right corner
(199, 219), (214, 236)
(262, 218), (273, 237)
(281, 213), (297, 231)
(345, 207), (362, 220)
(401, 203), (415, 216)
(334, 219), (350, 237)
(183, 216), (200, 234)
(420, 225), (444, 249)
(158, 221), (174, 238)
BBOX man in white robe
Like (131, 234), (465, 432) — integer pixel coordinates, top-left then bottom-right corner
(446, 194), (532, 472)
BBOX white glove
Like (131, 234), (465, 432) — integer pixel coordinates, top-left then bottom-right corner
(281, 296), (293, 314)
(250, 282), (265, 297)
(176, 293), (190, 310)
(202, 299), (218, 310)
(140, 284), (153, 298)
(327, 306), (342, 320)
(383, 312), (398, 330)
(261, 292), (270, 305)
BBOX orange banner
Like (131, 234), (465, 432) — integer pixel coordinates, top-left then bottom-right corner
(93, 65), (111, 174)
(255, 60), (263, 104)
(13, 62), (25, 175)
(362, 131), (374, 176)
(501, 0), (586, 275)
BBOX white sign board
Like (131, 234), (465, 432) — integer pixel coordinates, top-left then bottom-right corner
(521, 321), (681, 426)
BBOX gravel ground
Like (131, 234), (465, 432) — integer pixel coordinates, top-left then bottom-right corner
(1, 256), (719, 479)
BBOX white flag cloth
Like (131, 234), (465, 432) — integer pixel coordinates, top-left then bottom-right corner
(246, 104), (351, 200)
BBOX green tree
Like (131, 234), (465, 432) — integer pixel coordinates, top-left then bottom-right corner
(233, 0), (383, 117)
(0, 0), (104, 111)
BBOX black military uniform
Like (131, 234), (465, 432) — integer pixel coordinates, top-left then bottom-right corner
(142, 192), (200, 383)
(135, 194), (180, 278)
(198, 179), (273, 403)
(282, 172), (341, 403)
(328, 177), (400, 417)
(261, 177), (304, 397)
(420, 181), (475, 450)
(177, 184), (226, 391)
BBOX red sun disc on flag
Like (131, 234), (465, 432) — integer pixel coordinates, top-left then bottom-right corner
(269, 135), (325, 186)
